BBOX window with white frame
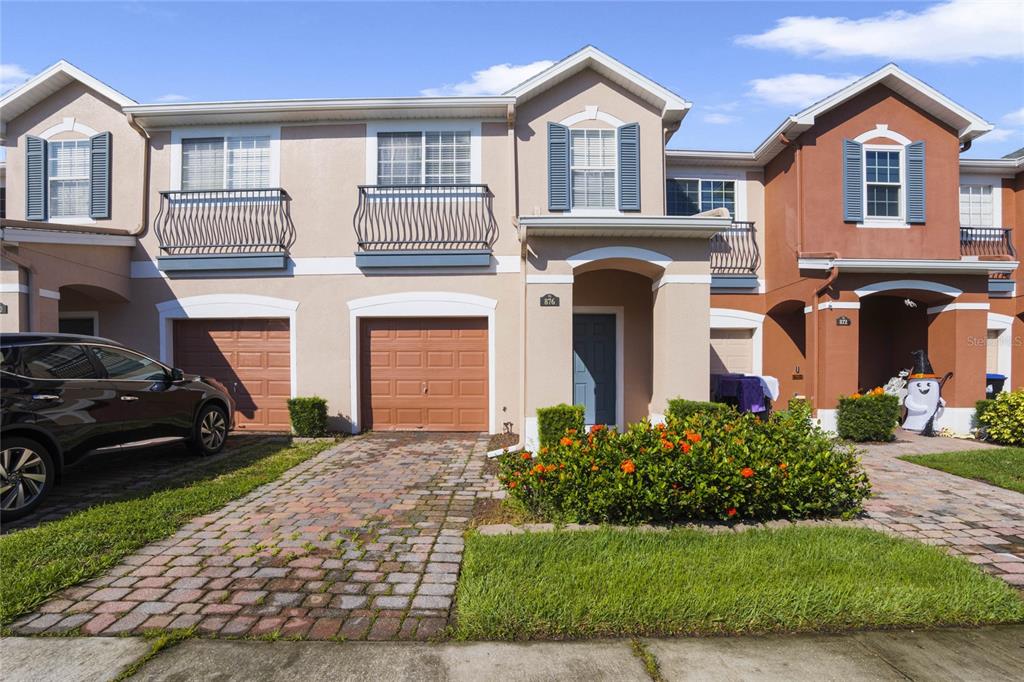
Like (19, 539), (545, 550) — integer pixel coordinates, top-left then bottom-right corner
(181, 135), (270, 191)
(959, 184), (994, 227)
(570, 129), (616, 209)
(47, 139), (91, 218)
(666, 178), (735, 216)
(865, 148), (902, 219)
(377, 131), (470, 186)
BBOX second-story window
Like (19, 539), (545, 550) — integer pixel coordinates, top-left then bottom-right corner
(181, 135), (270, 191)
(666, 179), (735, 216)
(959, 184), (993, 227)
(570, 129), (616, 209)
(377, 131), (471, 186)
(48, 139), (91, 218)
(865, 148), (901, 219)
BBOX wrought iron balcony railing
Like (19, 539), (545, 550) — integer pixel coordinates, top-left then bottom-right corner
(354, 184), (497, 253)
(960, 226), (1016, 259)
(154, 188), (294, 256)
(710, 221), (760, 275)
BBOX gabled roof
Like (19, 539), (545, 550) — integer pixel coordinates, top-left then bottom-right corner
(0, 60), (137, 133)
(669, 63), (993, 167)
(505, 46), (691, 123)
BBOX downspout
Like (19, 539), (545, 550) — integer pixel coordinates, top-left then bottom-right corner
(125, 113), (151, 236)
(810, 258), (840, 412)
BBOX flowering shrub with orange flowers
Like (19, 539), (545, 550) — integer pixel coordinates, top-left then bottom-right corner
(498, 404), (870, 524)
(836, 389), (900, 442)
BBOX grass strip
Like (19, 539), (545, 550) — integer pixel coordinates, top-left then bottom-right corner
(0, 439), (334, 624)
(453, 526), (1024, 640)
(900, 448), (1024, 494)
(112, 627), (196, 681)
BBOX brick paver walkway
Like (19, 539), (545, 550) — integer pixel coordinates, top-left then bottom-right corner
(858, 433), (1024, 587)
(11, 433), (499, 640)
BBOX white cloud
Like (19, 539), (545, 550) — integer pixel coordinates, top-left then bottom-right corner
(0, 64), (33, 94)
(421, 60), (554, 97)
(703, 113), (738, 125)
(976, 126), (1020, 143)
(736, 0), (1024, 62)
(748, 73), (859, 108)
(155, 93), (190, 103)
(1002, 106), (1024, 126)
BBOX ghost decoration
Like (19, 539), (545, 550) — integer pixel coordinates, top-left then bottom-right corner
(902, 350), (946, 434)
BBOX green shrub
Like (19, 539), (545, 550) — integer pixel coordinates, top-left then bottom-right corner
(977, 390), (1024, 445)
(836, 391), (900, 442)
(974, 399), (996, 429)
(536, 403), (585, 448)
(500, 409), (870, 524)
(287, 396), (328, 437)
(665, 398), (734, 423)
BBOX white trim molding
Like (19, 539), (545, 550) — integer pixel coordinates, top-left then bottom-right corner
(987, 313), (1014, 391)
(38, 288), (61, 300)
(798, 257), (1018, 275)
(566, 246), (671, 271)
(365, 120), (482, 186)
(38, 117), (100, 140)
(526, 274), (574, 284)
(817, 301), (861, 311)
(155, 294), (299, 397)
(853, 124), (912, 146)
(0, 283), (29, 294)
(573, 305), (626, 430)
(926, 302), (990, 315)
(652, 274), (712, 290)
(1, 227), (136, 248)
(169, 124), (282, 191)
(709, 308), (765, 375)
(854, 280), (963, 299)
(345, 292), (498, 435)
(559, 105), (625, 127)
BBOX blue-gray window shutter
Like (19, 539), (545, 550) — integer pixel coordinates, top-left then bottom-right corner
(842, 139), (863, 222)
(617, 122), (640, 211)
(25, 135), (46, 221)
(547, 122), (570, 211)
(906, 140), (925, 224)
(89, 132), (111, 219)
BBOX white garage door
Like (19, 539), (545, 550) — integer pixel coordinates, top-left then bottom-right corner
(986, 330), (999, 374)
(710, 329), (754, 374)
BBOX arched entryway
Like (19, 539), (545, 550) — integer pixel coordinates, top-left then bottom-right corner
(57, 283), (130, 337)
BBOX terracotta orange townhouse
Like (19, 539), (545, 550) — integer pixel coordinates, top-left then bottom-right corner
(1, 49), (1020, 444)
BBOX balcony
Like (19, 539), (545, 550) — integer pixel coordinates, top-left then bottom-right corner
(710, 221), (760, 288)
(960, 227), (1016, 259)
(154, 188), (294, 272)
(354, 184), (497, 268)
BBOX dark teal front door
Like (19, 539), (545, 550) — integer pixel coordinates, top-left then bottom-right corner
(572, 313), (616, 425)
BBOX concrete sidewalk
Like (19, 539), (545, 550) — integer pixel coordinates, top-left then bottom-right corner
(3, 625), (1022, 681)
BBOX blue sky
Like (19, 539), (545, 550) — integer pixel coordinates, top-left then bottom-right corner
(2, 1), (1023, 157)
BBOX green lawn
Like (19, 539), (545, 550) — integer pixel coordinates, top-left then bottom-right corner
(453, 527), (1024, 640)
(900, 448), (1024, 494)
(0, 438), (334, 625)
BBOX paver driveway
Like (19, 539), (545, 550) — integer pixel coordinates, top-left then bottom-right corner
(859, 434), (1024, 587)
(12, 433), (499, 640)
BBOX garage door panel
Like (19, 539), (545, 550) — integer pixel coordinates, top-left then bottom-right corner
(710, 329), (754, 375)
(174, 319), (291, 431)
(361, 317), (487, 432)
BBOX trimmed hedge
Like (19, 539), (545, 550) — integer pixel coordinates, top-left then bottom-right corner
(665, 398), (734, 422)
(536, 403), (585, 448)
(287, 396), (328, 437)
(500, 404), (870, 524)
(977, 390), (1024, 445)
(837, 390), (900, 442)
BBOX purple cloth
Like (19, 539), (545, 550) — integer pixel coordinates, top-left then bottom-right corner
(712, 374), (767, 413)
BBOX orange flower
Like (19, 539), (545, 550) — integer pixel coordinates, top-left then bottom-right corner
(686, 431), (702, 443)
(850, 392), (862, 399)
(660, 439), (674, 452)
(778, 462), (788, 470)
(679, 442), (691, 454)
(521, 452), (532, 460)
(540, 447), (549, 454)
(656, 422), (666, 432)
(567, 428), (578, 435)
(727, 507), (737, 517)
(545, 464), (557, 473)
(590, 423), (605, 433)
(508, 481), (518, 489)
(741, 467), (755, 479)
(559, 436), (574, 447)
(590, 464), (599, 471)
(620, 460), (636, 474)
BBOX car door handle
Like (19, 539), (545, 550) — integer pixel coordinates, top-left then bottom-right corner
(32, 394), (60, 401)
(120, 395), (140, 401)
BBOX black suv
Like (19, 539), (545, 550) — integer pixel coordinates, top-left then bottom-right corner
(1, 333), (235, 519)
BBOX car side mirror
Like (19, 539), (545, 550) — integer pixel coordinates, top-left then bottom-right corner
(170, 368), (186, 383)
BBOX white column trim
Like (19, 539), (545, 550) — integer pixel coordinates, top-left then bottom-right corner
(526, 274), (574, 284)
(345, 292), (498, 434)
(988, 312), (1014, 391)
(567, 246), (671, 270)
(39, 288), (61, 300)
(0, 284), (28, 294)
(652, 274), (712, 290)
(155, 294), (299, 398)
(573, 305), (625, 430)
(925, 302), (990, 315)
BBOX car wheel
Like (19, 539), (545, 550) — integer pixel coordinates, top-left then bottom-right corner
(0, 437), (56, 521)
(190, 403), (229, 456)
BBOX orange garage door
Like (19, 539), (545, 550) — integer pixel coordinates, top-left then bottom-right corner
(361, 317), (487, 432)
(173, 319), (291, 431)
